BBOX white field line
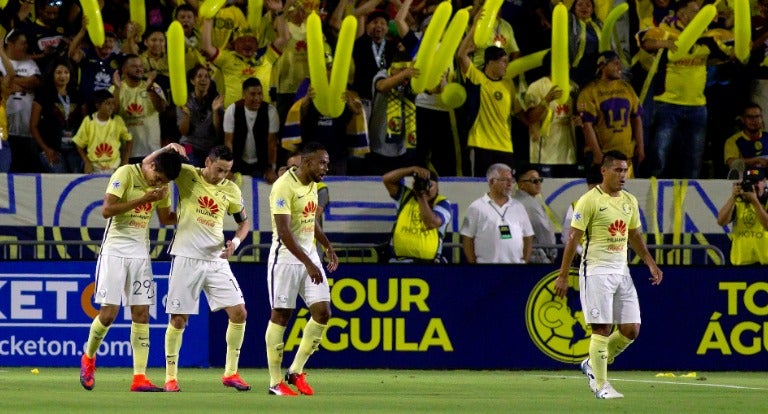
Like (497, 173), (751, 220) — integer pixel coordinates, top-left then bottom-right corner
(537, 374), (768, 391)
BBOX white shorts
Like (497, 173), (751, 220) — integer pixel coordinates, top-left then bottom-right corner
(94, 255), (155, 307)
(165, 256), (244, 314)
(579, 272), (641, 325)
(267, 261), (330, 309)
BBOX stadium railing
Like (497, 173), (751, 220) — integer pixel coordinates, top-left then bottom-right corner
(0, 240), (724, 265)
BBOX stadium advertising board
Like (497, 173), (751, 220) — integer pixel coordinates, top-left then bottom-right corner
(212, 264), (768, 371)
(0, 262), (209, 367)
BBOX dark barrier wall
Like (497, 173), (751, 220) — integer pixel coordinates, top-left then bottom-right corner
(0, 262), (209, 367)
(213, 263), (768, 371)
(3, 262), (766, 370)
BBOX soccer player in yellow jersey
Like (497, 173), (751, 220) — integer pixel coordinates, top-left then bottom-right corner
(555, 150), (663, 399)
(163, 146), (251, 392)
(79, 144), (184, 392)
(265, 142), (338, 396)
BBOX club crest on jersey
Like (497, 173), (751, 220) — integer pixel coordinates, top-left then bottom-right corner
(622, 203), (631, 215)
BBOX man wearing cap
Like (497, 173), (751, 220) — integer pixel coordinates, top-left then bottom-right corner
(577, 50), (643, 177)
(69, 21), (121, 101)
(201, 0), (289, 107)
(717, 168), (768, 265)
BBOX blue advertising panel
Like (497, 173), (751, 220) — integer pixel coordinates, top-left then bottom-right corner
(216, 263), (768, 371)
(0, 262), (209, 367)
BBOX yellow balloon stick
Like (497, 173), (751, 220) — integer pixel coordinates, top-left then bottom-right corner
(306, 12), (332, 116)
(506, 49), (550, 79)
(327, 16), (357, 118)
(551, 4), (569, 104)
(167, 22), (187, 107)
(473, 0), (503, 47)
(734, 0), (751, 63)
(669, 4), (716, 61)
(412, 2), (451, 93)
(81, 0), (105, 47)
(247, 0), (263, 32)
(129, 0), (146, 36)
(199, 0), (227, 19)
(599, 2), (628, 52)
(423, 8), (469, 91)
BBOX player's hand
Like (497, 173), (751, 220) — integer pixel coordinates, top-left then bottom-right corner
(554, 275), (569, 298)
(220, 240), (237, 259)
(305, 262), (323, 285)
(164, 143), (188, 159)
(325, 247), (338, 273)
(648, 265), (663, 285)
(144, 186), (168, 202)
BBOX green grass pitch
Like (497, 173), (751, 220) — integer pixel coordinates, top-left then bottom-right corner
(1, 368), (766, 413)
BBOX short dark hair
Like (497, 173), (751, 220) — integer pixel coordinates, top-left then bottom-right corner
(242, 77), (262, 91)
(300, 142), (327, 157)
(208, 145), (234, 162)
(602, 150), (628, 167)
(153, 152), (183, 180)
(484, 46), (507, 65)
(91, 89), (114, 108)
(120, 54), (141, 69)
(514, 165), (538, 181)
(175, 3), (196, 17)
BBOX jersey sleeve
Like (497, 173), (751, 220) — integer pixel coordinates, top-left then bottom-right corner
(571, 192), (595, 232)
(105, 166), (130, 199)
(269, 179), (293, 215)
(227, 184), (244, 215)
(628, 193), (641, 230)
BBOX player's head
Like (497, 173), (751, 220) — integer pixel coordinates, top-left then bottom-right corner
(298, 142), (329, 183)
(242, 77), (264, 111)
(515, 165), (543, 196)
(601, 150), (629, 192)
(144, 152), (183, 187)
(204, 145), (234, 184)
(483, 46), (508, 79)
(740, 102), (763, 134)
(486, 163), (514, 197)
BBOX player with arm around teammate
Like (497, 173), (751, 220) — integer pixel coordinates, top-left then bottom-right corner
(80, 144), (185, 392)
(265, 142), (338, 396)
(554, 150), (662, 399)
(163, 145), (252, 392)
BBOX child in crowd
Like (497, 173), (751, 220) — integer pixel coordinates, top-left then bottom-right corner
(73, 90), (133, 174)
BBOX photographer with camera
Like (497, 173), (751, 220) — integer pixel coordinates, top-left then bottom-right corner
(382, 166), (452, 263)
(716, 168), (768, 265)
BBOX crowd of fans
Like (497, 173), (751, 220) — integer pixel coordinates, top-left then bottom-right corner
(1, 0), (767, 179)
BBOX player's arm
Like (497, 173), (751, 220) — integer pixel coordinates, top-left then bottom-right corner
(156, 207), (177, 226)
(314, 220), (337, 273)
(554, 227), (584, 298)
(142, 143), (188, 167)
(628, 227), (663, 285)
(102, 188), (168, 219)
(275, 213), (324, 284)
(221, 210), (250, 259)
(461, 235), (476, 264)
